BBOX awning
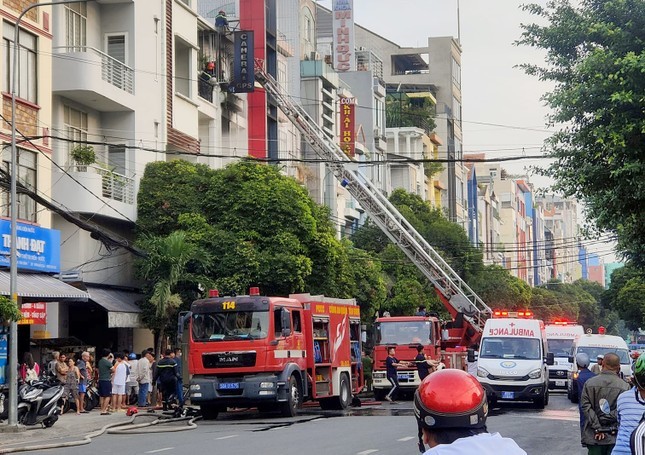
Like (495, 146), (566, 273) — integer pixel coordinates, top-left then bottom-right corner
(0, 271), (89, 300)
(86, 285), (143, 328)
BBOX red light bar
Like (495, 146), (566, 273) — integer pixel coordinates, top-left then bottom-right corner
(249, 287), (260, 296)
(209, 289), (219, 298)
(492, 309), (534, 319)
(598, 326), (606, 335)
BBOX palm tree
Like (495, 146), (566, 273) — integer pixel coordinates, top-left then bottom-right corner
(136, 230), (211, 356)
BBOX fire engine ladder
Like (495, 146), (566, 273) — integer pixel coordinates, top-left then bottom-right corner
(254, 62), (492, 337)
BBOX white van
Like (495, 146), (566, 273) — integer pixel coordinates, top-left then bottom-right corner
(473, 317), (553, 408)
(545, 323), (585, 390)
(567, 333), (631, 403)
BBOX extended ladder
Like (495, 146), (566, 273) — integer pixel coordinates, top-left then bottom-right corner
(254, 62), (492, 340)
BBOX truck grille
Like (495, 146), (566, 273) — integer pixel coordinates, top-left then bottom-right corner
(549, 370), (567, 379)
(203, 352), (256, 368)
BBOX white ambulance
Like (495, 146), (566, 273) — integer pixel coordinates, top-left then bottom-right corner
(473, 311), (553, 408)
(545, 323), (585, 390)
(567, 329), (631, 403)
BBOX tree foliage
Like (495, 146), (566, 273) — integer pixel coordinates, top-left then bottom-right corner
(517, 0), (645, 265)
(136, 161), (386, 336)
(603, 263), (645, 330)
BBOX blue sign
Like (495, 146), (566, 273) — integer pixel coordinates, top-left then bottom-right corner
(0, 326), (7, 385)
(232, 31), (255, 93)
(0, 220), (61, 273)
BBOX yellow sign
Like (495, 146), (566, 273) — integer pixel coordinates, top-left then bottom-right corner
(222, 301), (236, 310)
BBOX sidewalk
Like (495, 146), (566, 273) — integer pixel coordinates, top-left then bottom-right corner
(0, 408), (145, 452)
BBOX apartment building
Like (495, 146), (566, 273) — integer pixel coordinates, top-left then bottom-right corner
(315, 7), (466, 225)
(536, 194), (582, 283)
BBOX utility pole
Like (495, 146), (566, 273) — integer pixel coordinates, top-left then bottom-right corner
(7, 0), (89, 427)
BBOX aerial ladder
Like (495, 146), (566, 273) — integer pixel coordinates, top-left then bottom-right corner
(254, 61), (492, 346)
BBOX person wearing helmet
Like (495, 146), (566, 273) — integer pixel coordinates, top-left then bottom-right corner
(414, 369), (526, 453)
(576, 353), (596, 431)
(612, 356), (645, 454)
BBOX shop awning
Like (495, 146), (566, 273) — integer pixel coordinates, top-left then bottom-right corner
(86, 285), (143, 328)
(0, 271), (89, 300)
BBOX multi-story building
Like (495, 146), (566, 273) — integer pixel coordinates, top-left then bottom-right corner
(315, 5), (466, 226)
(0, 0), (109, 364)
(604, 262), (624, 289)
(536, 195), (581, 283)
(46, 0), (243, 351)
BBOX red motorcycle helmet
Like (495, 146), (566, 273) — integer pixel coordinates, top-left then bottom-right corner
(414, 369), (488, 430)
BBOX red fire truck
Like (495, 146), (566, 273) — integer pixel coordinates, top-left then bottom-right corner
(182, 288), (363, 419)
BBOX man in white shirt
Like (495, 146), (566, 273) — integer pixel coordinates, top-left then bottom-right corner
(414, 369), (526, 454)
(136, 350), (153, 407)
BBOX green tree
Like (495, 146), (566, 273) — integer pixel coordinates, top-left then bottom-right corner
(136, 230), (211, 355)
(517, 0), (645, 265)
(603, 263), (645, 330)
(470, 265), (532, 310)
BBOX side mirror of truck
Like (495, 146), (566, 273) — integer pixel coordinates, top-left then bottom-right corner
(546, 352), (555, 366)
(281, 308), (292, 337)
(467, 349), (476, 363)
(568, 355), (574, 364)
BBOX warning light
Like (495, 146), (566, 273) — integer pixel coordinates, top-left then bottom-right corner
(209, 289), (219, 298)
(249, 287), (260, 296)
(493, 309), (533, 319)
(598, 326), (606, 335)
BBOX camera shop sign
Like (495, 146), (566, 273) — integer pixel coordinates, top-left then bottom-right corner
(18, 302), (47, 325)
(232, 31), (255, 93)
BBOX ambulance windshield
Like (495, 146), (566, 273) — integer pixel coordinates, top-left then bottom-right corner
(547, 339), (574, 357)
(377, 321), (432, 345)
(192, 311), (269, 342)
(480, 337), (541, 360)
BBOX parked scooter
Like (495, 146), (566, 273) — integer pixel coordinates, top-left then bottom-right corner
(16, 377), (64, 427)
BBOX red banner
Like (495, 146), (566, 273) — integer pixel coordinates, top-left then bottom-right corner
(339, 97), (355, 158)
(18, 302), (47, 325)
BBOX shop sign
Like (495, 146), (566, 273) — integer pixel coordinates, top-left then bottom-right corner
(0, 220), (61, 273)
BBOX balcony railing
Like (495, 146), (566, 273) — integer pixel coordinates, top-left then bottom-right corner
(54, 46), (134, 94)
(68, 164), (135, 204)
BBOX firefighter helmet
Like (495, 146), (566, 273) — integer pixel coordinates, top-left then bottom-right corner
(414, 369), (488, 430)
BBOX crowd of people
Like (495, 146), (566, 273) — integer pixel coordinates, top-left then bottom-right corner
(18, 347), (184, 415)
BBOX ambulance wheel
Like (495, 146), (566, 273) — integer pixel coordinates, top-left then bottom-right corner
(199, 404), (220, 420)
(280, 375), (301, 417)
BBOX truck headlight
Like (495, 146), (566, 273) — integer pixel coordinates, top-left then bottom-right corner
(373, 372), (386, 379)
(190, 384), (201, 391)
(260, 382), (274, 389)
(528, 369), (542, 379)
(477, 367), (490, 378)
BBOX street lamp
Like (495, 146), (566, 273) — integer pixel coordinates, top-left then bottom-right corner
(8, 0), (89, 427)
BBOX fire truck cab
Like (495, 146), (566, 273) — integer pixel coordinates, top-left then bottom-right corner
(185, 289), (362, 419)
(474, 311), (554, 408)
(371, 315), (442, 400)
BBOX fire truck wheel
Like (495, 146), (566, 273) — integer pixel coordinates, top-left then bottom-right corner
(320, 374), (351, 410)
(280, 375), (301, 418)
(200, 404), (221, 420)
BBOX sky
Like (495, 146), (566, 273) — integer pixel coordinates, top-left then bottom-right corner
(317, 1), (618, 263)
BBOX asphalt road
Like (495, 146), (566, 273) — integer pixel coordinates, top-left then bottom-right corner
(35, 391), (585, 455)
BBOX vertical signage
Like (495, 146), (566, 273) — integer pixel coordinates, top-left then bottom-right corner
(340, 97), (355, 158)
(232, 31), (255, 93)
(332, 0), (355, 71)
(0, 326), (7, 385)
(18, 302), (47, 325)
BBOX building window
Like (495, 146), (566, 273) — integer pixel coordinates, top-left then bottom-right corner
(2, 23), (37, 103)
(174, 36), (192, 97)
(452, 96), (462, 128)
(452, 57), (461, 87)
(66, 3), (87, 48)
(64, 105), (88, 165)
(2, 148), (37, 222)
(303, 12), (313, 43)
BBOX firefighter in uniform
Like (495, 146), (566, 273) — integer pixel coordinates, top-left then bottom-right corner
(154, 349), (180, 410)
(414, 369), (527, 454)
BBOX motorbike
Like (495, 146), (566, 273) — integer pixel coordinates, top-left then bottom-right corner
(16, 377), (64, 427)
